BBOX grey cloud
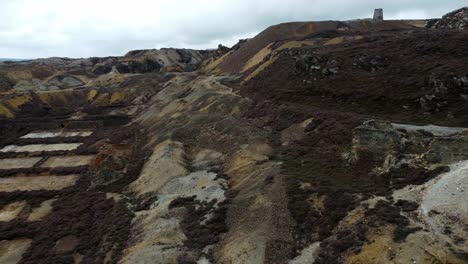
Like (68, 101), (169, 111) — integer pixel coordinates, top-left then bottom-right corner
(0, 0), (465, 58)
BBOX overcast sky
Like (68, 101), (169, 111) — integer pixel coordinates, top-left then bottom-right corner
(0, 0), (465, 59)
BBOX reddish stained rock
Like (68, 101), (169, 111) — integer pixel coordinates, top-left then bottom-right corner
(54, 235), (79, 254)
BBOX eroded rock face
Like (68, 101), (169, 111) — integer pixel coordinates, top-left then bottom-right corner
(417, 74), (468, 113)
(352, 120), (468, 166)
(91, 48), (205, 75)
(92, 59), (163, 75)
(337, 121), (468, 262)
(0, 48), (208, 94)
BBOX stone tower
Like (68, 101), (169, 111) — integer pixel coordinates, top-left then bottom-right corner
(373, 8), (384, 21)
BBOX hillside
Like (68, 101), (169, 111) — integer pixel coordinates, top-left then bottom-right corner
(0, 7), (467, 264)
(200, 20), (416, 75)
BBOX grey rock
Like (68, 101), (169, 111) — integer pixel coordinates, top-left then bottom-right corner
(61, 76), (83, 87)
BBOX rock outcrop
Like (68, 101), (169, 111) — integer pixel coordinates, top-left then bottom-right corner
(429, 7), (468, 29)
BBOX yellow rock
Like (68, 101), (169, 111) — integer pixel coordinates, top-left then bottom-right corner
(200, 51), (233, 74)
(4, 94), (32, 110)
(277, 40), (315, 50)
(241, 43), (274, 73)
(38, 91), (66, 105)
(92, 93), (110, 106)
(110, 92), (126, 104)
(0, 94), (32, 117)
(87, 89), (98, 102)
(0, 103), (14, 118)
(27, 199), (57, 221)
(325, 36), (345, 46)
(0, 201), (27, 221)
(245, 55), (278, 81)
(0, 239), (32, 263)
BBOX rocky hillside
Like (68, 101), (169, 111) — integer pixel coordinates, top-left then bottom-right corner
(0, 7), (467, 264)
(200, 20), (416, 76)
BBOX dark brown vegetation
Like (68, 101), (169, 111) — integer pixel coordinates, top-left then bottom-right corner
(244, 29), (468, 126)
(169, 196), (229, 263)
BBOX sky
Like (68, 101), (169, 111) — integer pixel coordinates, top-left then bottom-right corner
(0, 0), (466, 59)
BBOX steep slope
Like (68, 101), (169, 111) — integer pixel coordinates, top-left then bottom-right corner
(202, 20), (415, 75)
